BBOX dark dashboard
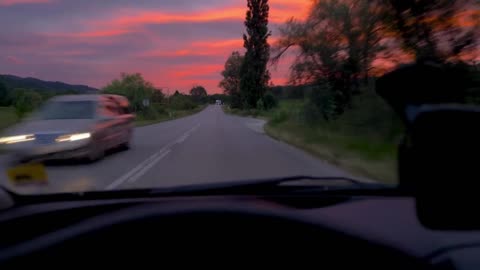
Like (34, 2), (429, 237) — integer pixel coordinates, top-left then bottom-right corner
(0, 190), (478, 269)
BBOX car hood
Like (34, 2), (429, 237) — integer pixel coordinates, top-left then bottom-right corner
(3, 119), (96, 136)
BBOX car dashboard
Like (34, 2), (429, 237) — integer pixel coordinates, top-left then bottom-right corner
(0, 192), (478, 269)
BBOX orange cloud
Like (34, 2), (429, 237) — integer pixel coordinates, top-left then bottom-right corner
(269, 0), (311, 22)
(65, 29), (133, 38)
(168, 64), (223, 79)
(90, 1), (311, 31)
(0, 0), (52, 6)
(191, 39), (244, 50)
(138, 49), (220, 58)
(93, 7), (245, 29)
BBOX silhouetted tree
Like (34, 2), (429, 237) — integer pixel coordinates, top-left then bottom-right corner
(240, 0), (271, 109)
(0, 80), (8, 106)
(272, 0), (385, 114)
(381, 0), (479, 63)
(190, 85), (208, 104)
(102, 73), (156, 112)
(219, 51), (244, 108)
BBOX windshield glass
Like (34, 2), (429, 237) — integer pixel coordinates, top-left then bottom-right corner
(0, 0), (478, 195)
(38, 101), (96, 120)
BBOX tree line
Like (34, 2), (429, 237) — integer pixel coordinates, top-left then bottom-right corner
(220, 0), (479, 119)
(0, 72), (224, 119)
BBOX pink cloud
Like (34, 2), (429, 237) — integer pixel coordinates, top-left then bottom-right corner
(1, 0), (309, 93)
(6, 56), (23, 64)
(0, 0), (52, 6)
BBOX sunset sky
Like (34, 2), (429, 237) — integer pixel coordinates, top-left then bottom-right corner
(0, 0), (311, 93)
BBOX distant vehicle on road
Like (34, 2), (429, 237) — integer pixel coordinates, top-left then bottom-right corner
(215, 100), (222, 105)
(0, 94), (135, 162)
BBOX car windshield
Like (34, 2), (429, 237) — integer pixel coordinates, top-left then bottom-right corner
(0, 0), (478, 195)
(37, 101), (95, 120)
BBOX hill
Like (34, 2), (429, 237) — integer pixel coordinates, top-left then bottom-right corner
(0, 74), (98, 93)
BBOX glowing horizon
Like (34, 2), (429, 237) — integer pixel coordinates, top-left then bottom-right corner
(0, 0), (311, 93)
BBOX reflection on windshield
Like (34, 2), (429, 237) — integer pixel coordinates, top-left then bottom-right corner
(38, 101), (95, 120)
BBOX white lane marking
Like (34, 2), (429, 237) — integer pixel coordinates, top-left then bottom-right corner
(105, 124), (200, 190)
(126, 150), (171, 183)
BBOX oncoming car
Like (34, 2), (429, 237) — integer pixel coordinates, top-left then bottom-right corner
(0, 94), (135, 162)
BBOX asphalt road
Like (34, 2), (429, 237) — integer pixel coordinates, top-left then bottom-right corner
(0, 105), (352, 194)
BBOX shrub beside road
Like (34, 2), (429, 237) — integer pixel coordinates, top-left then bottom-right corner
(224, 90), (402, 184)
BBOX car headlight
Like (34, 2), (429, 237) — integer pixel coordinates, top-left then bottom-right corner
(0, 134), (35, 144)
(56, 132), (91, 142)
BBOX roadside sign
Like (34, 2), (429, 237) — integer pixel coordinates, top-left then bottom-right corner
(142, 99), (150, 107)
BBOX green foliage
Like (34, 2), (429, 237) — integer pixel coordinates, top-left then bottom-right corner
(151, 103), (167, 115)
(262, 92), (278, 110)
(0, 80), (7, 106)
(220, 51), (244, 108)
(0, 74), (97, 93)
(168, 94), (196, 110)
(189, 85), (208, 104)
(12, 89), (43, 118)
(0, 107), (17, 131)
(270, 85), (305, 100)
(140, 106), (159, 120)
(256, 98), (265, 110)
(239, 0), (271, 109)
(336, 88), (403, 141)
(102, 73), (158, 113)
(272, 0), (385, 113)
(269, 110), (289, 126)
(151, 89), (165, 103)
(303, 84), (337, 122)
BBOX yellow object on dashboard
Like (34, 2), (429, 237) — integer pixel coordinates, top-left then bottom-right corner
(7, 163), (48, 185)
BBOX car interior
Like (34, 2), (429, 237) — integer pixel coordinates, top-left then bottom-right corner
(0, 58), (478, 270)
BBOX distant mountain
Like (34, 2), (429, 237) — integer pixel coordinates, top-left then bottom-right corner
(0, 74), (98, 93)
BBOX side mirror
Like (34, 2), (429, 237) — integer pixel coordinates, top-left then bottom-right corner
(401, 105), (480, 230)
(376, 62), (480, 230)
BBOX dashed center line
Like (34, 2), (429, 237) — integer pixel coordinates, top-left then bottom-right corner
(105, 124), (200, 190)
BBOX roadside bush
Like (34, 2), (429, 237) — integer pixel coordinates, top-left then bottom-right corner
(262, 92), (278, 110)
(256, 98), (265, 110)
(13, 89), (42, 118)
(270, 110), (289, 125)
(169, 95), (196, 110)
(303, 84), (336, 123)
(152, 103), (167, 115)
(337, 88), (403, 141)
(140, 106), (159, 120)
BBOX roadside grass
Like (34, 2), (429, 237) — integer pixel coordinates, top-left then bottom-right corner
(224, 98), (401, 184)
(0, 107), (18, 132)
(135, 105), (207, 127)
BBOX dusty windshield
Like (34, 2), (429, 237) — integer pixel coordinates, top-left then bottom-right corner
(0, 0), (478, 194)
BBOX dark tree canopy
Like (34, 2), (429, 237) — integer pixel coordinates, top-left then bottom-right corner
(383, 0), (479, 62)
(0, 80), (7, 106)
(239, 0), (271, 109)
(190, 85), (207, 97)
(219, 51), (244, 108)
(190, 85), (208, 104)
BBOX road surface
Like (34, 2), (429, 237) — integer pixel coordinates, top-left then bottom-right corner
(0, 105), (352, 194)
